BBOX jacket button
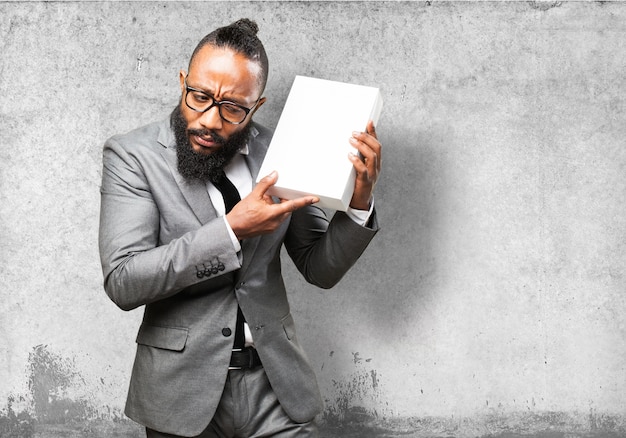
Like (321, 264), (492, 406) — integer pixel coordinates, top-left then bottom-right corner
(222, 328), (232, 337)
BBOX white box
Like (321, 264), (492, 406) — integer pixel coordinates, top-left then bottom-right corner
(257, 75), (383, 211)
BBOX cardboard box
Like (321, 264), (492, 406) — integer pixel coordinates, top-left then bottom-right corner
(256, 75), (383, 211)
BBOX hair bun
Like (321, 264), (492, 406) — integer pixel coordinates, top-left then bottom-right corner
(233, 18), (259, 35)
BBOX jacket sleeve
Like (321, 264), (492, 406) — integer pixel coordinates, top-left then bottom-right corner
(98, 136), (241, 311)
(284, 205), (379, 289)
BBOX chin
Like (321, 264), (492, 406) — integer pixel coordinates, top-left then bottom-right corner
(191, 141), (218, 155)
(193, 147), (213, 155)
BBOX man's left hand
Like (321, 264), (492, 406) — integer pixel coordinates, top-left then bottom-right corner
(348, 120), (381, 211)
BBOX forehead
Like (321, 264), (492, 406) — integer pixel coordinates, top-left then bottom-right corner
(188, 45), (262, 101)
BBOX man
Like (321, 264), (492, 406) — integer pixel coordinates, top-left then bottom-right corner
(99, 18), (381, 438)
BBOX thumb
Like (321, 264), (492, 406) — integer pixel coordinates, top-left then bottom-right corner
(253, 171), (278, 196)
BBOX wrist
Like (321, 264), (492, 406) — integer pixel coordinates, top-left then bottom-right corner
(349, 196), (371, 211)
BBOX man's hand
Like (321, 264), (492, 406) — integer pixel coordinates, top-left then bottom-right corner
(348, 120), (382, 210)
(226, 171), (319, 240)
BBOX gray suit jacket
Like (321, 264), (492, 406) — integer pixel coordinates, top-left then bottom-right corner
(98, 116), (378, 436)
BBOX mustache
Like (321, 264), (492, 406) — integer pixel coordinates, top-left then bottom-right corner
(187, 128), (225, 145)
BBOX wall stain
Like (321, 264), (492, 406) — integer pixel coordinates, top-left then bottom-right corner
(27, 344), (90, 424)
(370, 369), (379, 390)
(0, 345), (141, 437)
(319, 355), (626, 436)
(528, 1), (562, 11)
(322, 356), (384, 430)
(318, 411), (626, 438)
(0, 395), (35, 438)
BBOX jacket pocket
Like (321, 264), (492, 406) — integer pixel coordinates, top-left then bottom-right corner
(136, 324), (188, 351)
(281, 313), (296, 341)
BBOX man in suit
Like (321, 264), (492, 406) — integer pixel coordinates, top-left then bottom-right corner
(99, 18), (381, 438)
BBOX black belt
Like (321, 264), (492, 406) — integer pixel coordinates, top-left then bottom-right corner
(229, 347), (262, 370)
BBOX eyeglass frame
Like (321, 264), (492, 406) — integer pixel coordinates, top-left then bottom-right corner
(183, 77), (261, 125)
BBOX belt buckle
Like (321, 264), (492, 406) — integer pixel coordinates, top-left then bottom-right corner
(228, 348), (245, 371)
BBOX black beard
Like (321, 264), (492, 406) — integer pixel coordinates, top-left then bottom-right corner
(171, 105), (252, 183)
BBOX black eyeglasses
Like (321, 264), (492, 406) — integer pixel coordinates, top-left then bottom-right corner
(184, 78), (259, 125)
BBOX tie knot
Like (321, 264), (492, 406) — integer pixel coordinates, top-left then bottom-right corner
(210, 169), (226, 185)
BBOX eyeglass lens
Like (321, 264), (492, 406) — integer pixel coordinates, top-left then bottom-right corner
(186, 90), (248, 124)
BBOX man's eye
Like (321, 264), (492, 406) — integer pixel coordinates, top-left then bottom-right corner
(222, 104), (245, 116)
(192, 92), (210, 103)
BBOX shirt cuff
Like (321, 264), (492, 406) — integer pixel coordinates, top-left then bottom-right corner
(223, 216), (241, 252)
(345, 197), (375, 227)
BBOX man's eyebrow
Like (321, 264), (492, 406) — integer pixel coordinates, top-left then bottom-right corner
(189, 83), (249, 106)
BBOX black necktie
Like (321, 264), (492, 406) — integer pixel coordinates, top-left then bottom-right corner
(212, 172), (246, 350)
(212, 172), (240, 214)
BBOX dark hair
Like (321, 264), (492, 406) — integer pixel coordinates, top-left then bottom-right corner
(189, 18), (269, 94)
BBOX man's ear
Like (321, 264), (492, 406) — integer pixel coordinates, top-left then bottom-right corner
(179, 70), (187, 92)
(251, 97), (267, 117)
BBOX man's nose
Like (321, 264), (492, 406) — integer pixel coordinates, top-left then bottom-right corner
(198, 105), (223, 131)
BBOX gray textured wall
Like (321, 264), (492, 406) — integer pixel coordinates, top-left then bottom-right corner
(1, 1), (625, 437)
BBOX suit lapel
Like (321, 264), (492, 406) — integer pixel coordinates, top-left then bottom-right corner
(158, 121), (217, 225)
(238, 125), (270, 278)
(244, 125), (267, 182)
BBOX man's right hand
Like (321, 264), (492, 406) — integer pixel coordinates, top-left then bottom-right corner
(226, 171), (319, 240)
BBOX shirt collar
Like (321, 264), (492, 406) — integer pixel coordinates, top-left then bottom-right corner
(239, 123), (258, 156)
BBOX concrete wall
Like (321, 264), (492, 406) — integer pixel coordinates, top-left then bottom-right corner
(1, 1), (625, 437)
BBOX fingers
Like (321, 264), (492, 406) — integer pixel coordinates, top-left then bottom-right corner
(254, 173), (318, 206)
(366, 120), (377, 139)
(276, 195), (319, 214)
(352, 121), (381, 155)
(252, 171), (278, 197)
(349, 121), (382, 175)
(252, 172), (318, 214)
